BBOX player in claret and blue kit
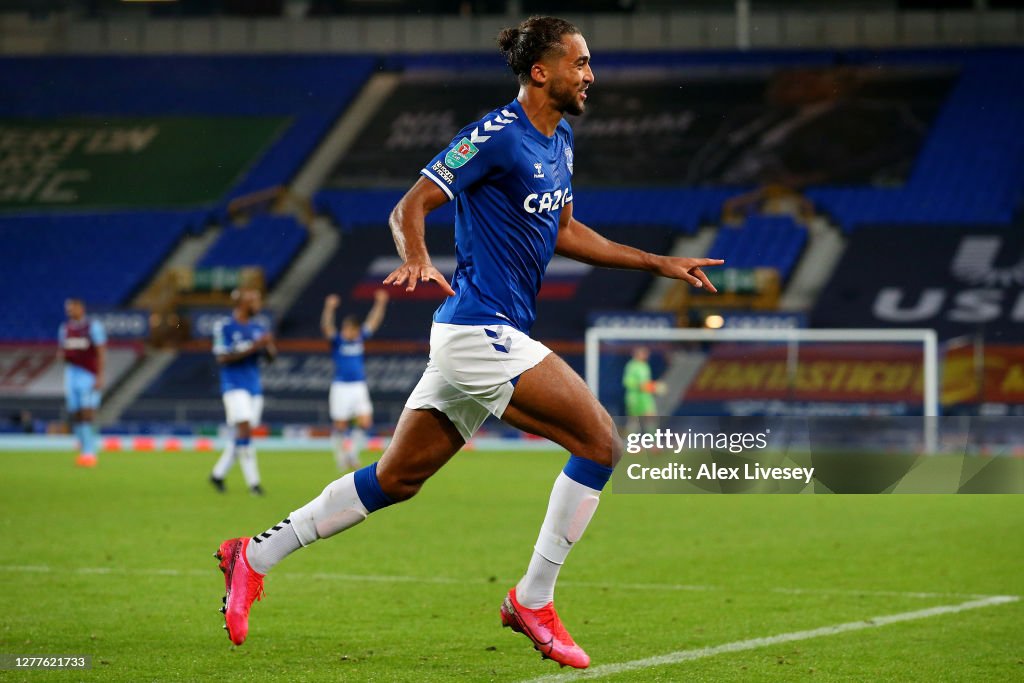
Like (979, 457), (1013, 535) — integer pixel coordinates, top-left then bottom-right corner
(59, 298), (106, 468)
(209, 288), (276, 496)
(215, 16), (723, 668)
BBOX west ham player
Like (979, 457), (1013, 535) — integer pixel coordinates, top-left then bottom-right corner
(209, 288), (276, 496)
(321, 290), (389, 472)
(59, 298), (106, 468)
(216, 17), (722, 667)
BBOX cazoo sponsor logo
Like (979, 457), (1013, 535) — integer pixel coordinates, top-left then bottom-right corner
(523, 188), (572, 214)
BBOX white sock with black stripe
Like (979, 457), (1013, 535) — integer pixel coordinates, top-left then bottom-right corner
(246, 518), (300, 575)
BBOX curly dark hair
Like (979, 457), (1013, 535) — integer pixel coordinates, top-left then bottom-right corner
(497, 16), (580, 86)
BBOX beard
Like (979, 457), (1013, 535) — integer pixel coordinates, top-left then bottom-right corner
(550, 78), (586, 116)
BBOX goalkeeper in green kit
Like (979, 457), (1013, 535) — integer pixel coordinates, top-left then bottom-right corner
(623, 347), (663, 426)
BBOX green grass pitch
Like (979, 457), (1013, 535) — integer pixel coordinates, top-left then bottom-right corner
(2, 449), (1022, 682)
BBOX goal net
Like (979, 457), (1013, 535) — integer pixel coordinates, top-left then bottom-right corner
(586, 327), (940, 454)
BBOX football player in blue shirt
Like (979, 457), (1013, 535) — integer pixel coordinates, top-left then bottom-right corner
(58, 298), (106, 468)
(218, 17), (723, 666)
(321, 290), (390, 472)
(209, 288), (276, 496)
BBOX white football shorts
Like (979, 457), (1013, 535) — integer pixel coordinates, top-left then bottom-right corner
(222, 389), (264, 426)
(406, 322), (551, 441)
(329, 381), (373, 421)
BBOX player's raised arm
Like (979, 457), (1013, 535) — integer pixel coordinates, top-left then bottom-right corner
(364, 290), (390, 335)
(384, 178), (455, 296)
(321, 294), (340, 339)
(554, 202), (724, 291)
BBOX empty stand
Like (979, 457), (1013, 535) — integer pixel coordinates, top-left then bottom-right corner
(708, 215), (808, 280)
(0, 56), (376, 341)
(377, 49), (1024, 235)
(806, 54), (1024, 232)
(0, 56), (376, 205)
(197, 215), (308, 286)
(0, 212), (204, 340)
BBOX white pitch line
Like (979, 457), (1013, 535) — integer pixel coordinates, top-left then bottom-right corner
(520, 595), (1020, 683)
(2, 564), (51, 573)
(305, 571), (467, 585)
(0, 565), (998, 601)
(564, 580), (714, 593)
(768, 586), (994, 601)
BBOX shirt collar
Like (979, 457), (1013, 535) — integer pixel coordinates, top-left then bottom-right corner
(508, 98), (558, 144)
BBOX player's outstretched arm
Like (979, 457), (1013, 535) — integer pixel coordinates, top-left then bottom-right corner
(384, 178), (455, 296)
(321, 295), (339, 339)
(364, 290), (390, 334)
(555, 202), (724, 291)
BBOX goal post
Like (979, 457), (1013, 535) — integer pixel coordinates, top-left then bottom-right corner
(585, 327), (940, 453)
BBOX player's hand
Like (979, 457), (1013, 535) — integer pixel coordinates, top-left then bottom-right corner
(652, 256), (724, 292)
(383, 261), (455, 296)
(325, 294), (340, 308)
(94, 377), (105, 391)
(374, 289), (390, 304)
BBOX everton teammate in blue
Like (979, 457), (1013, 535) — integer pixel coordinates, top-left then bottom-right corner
(209, 288), (276, 496)
(216, 17), (723, 667)
(59, 298), (106, 468)
(321, 290), (390, 472)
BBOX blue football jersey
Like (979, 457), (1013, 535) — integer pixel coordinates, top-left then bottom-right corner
(212, 316), (267, 394)
(331, 325), (371, 382)
(420, 98), (574, 334)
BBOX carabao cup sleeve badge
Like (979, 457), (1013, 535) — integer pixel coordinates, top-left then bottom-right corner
(445, 138), (479, 169)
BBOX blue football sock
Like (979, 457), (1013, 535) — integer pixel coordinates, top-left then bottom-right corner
(72, 423), (86, 452)
(82, 423), (97, 456)
(562, 454), (614, 491)
(353, 462), (395, 513)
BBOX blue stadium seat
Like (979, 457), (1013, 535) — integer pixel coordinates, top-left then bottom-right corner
(807, 54), (1024, 233)
(197, 215), (307, 286)
(0, 212), (200, 340)
(707, 215), (808, 280)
